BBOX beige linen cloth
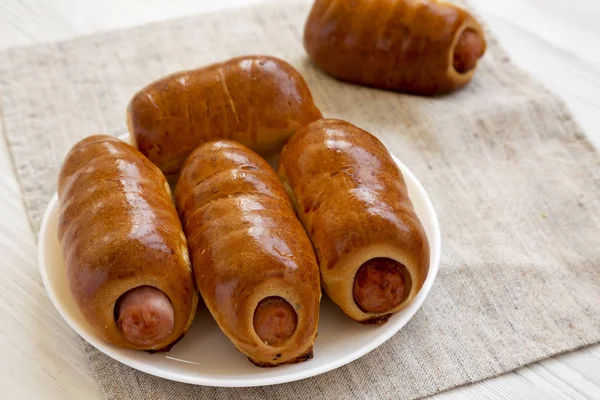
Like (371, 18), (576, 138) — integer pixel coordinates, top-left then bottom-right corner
(0, 0), (599, 398)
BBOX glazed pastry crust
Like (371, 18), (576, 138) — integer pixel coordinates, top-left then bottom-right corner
(128, 55), (323, 179)
(304, 0), (486, 95)
(176, 140), (320, 366)
(58, 135), (198, 351)
(278, 119), (429, 323)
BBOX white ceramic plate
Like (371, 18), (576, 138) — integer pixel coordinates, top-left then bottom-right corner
(38, 135), (441, 387)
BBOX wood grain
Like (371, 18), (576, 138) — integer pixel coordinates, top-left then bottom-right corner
(0, 0), (598, 399)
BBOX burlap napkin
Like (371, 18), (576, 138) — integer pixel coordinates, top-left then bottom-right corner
(1, 0), (599, 398)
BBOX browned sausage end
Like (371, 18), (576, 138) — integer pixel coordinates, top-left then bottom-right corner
(116, 286), (175, 348)
(253, 297), (298, 346)
(453, 29), (485, 73)
(353, 258), (408, 314)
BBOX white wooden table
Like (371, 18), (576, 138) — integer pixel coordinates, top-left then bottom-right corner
(0, 1), (599, 398)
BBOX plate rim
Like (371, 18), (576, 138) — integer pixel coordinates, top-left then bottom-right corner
(38, 137), (441, 387)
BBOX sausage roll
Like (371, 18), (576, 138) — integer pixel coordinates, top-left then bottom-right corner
(128, 55), (323, 180)
(304, 0), (486, 95)
(58, 135), (198, 351)
(278, 119), (429, 324)
(175, 140), (320, 366)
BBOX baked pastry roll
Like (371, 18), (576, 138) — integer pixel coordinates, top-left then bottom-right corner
(176, 140), (320, 366)
(58, 135), (198, 351)
(128, 55), (322, 179)
(304, 0), (486, 95)
(278, 119), (429, 323)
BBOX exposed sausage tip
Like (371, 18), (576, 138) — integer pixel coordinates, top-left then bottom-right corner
(117, 286), (175, 347)
(453, 29), (485, 73)
(253, 297), (297, 346)
(353, 258), (406, 314)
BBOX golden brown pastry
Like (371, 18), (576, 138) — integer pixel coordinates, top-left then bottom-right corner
(175, 140), (320, 366)
(58, 135), (198, 351)
(304, 0), (486, 95)
(127, 55), (323, 180)
(278, 119), (429, 324)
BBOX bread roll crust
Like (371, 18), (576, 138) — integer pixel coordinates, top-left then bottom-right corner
(128, 55), (322, 179)
(304, 0), (486, 95)
(176, 140), (320, 366)
(58, 135), (198, 351)
(278, 119), (429, 323)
